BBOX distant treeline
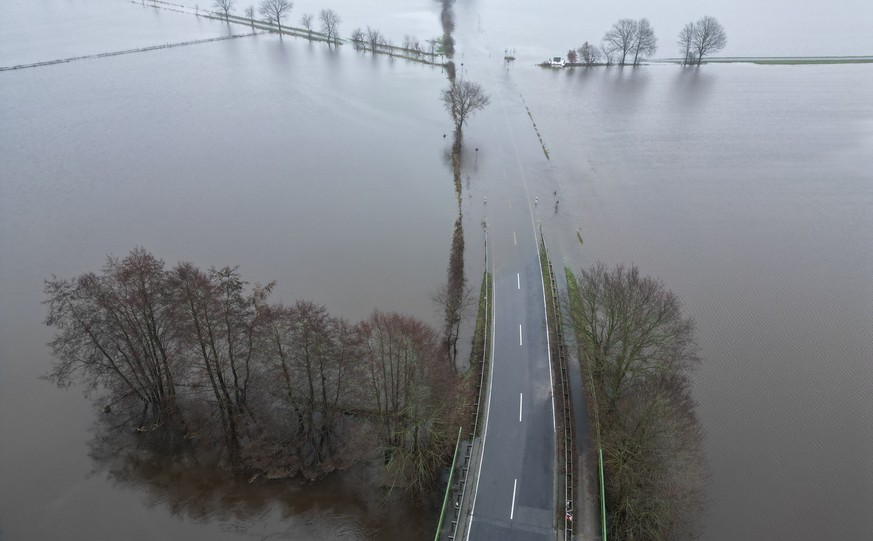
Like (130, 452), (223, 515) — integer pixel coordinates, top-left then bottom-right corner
(43, 248), (468, 495)
(557, 15), (727, 67)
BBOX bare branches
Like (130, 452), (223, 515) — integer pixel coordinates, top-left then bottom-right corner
(213, 0), (234, 21)
(244, 5), (255, 29)
(678, 16), (728, 66)
(603, 18), (638, 66)
(631, 18), (657, 65)
(358, 311), (462, 495)
(258, 0), (292, 34)
(366, 26), (384, 55)
(43, 248), (465, 493)
(603, 18), (657, 66)
(565, 262), (706, 538)
(578, 41), (601, 66)
(441, 79), (490, 135)
(299, 12), (313, 38)
(319, 8), (341, 46)
(678, 22), (695, 66)
(566, 48), (578, 64)
(43, 248), (186, 447)
(691, 16), (727, 65)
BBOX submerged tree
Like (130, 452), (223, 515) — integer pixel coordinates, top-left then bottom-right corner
(678, 22), (696, 66)
(319, 9), (341, 47)
(214, 0), (234, 21)
(259, 0), (292, 34)
(43, 248), (187, 448)
(566, 48), (578, 64)
(263, 300), (354, 474)
(565, 263), (706, 539)
(299, 13), (313, 38)
(578, 41), (601, 66)
(245, 5), (255, 29)
(691, 16), (727, 65)
(43, 248), (467, 494)
(631, 18), (657, 65)
(603, 18), (638, 66)
(170, 263), (273, 464)
(366, 26), (384, 54)
(357, 311), (463, 495)
(441, 79), (490, 148)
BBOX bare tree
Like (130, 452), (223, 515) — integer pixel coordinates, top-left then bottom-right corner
(366, 26), (383, 54)
(692, 15), (727, 65)
(319, 8), (341, 46)
(170, 263), (273, 464)
(214, 0), (234, 21)
(350, 27), (365, 49)
(43, 248), (187, 447)
(299, 12), (313, 38)
(603, 374), (706, 539)
(259, 0), (292, 34)
(578, 41), (601, 66)
(403, 35), (416, 52)
(600, 42), (614, 66)
(244, 5), (255, 29)
(426, 37), (441, 57)
(678, 22), (696, 66)
(564, 262), (707, 539)
(566, 263), (699, 413)
(441, 79), (490, 143)
(263, 301), (353, 474)
(566, 48), (578, 64)
(631, 18), (657, 65)
(603, 18), (638, 66)
(357, 311), (463, 495)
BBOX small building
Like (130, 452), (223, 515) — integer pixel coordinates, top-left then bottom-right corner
(549, 56), (565, 67)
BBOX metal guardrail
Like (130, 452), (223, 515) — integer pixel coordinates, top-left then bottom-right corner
(441, 227), (490, 541)
(540, 231), (575, 540)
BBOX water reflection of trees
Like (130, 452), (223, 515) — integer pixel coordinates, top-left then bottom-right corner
(93, 430), (431, 538)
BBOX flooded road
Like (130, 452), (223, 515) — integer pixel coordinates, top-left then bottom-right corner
(2, 0), (872, 539)
(451, 3), (873, 538)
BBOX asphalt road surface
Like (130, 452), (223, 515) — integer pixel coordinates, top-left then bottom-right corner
(466, 82), (557, 540)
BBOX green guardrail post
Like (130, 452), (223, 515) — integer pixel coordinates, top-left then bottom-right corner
(434, 426), (463, 541)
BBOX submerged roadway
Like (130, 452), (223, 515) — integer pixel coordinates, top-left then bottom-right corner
(465, 82), (558, 540)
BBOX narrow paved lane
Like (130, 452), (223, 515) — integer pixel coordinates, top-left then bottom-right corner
(466, 84), (557, 539)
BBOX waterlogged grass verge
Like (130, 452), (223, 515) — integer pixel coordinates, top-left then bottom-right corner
(564, 266), (601, 443)
(468, 271), (492, 378)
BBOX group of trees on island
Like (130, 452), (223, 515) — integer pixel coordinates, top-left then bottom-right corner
(43, 248), (468, 495)
(565, 15), (727, 67)
(565, 263), (707, 539)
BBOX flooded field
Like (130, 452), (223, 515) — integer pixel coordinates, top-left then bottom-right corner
(2, 0), (872, 539)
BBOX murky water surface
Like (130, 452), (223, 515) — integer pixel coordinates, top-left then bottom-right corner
(2, 0), (872, 540)
(1, 1), (452, 539)
(452, 4), (873, 538)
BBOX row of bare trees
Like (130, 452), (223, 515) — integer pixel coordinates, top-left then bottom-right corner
(566, 18), (656, 67)
(567, 16), (726, 67)
(565, 263), (707, 539)
(212, 0), (341, 46)
(43, 248), (467, 494)
(346, 27), (442, 61)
